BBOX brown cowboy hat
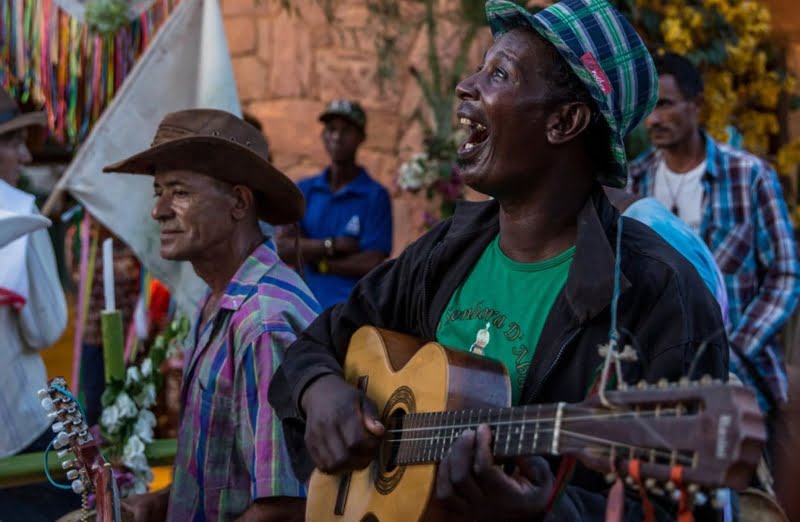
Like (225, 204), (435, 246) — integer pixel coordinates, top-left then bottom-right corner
(102, 109), (304, 225)
(0, 88), (47, 136)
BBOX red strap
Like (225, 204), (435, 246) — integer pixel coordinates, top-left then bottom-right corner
(604, 477), (625, 522)
(628, 459), (655, 522)
(670, 465), (695, 522)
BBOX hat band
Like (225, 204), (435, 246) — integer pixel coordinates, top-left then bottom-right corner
(0, 109), (19, 125)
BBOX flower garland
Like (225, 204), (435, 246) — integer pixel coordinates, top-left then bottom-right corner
(99, 315), (189, 496)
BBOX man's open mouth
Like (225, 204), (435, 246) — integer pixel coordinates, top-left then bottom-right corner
(458, 116), (490, 156)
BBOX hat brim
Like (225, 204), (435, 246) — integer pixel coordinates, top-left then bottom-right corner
(102, 136), (304, 225)
(0, 111), (47, 136)
(318, 111), (365, 131)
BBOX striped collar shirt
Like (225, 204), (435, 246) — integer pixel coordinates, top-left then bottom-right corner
(629, 135), (800, 412)
(167, 240), (320, 521)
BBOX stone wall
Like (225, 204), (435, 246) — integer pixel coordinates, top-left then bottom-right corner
(223, 0), (493, 254)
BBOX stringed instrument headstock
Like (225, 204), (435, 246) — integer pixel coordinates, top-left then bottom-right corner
(563, 377), (766, 504)
(40, 377), (121, 521)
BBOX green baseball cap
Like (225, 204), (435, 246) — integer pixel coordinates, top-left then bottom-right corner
(319, 99), (367, 131)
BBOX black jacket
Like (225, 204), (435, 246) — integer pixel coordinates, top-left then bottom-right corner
(269, 189), (728, 520)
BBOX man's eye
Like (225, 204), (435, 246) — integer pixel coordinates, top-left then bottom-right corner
(492, 67), (508, 79)
(174, 190), (188, 197)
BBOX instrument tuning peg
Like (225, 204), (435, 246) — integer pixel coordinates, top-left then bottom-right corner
(41, 397), (55, 412)
(53, 431), (71, 449)
(664, 480), (675, 492)
(700, 374), (713, 385)
(47, 411), (61, 420)
(604, 473), (617, 484)
(657, 378), (669, 389)
(671, 489), (682, 502)
(66, 469), (79, 480)
(56, 449), (71, 460)
(678, 377), (690, 387)
(645, 478), (656, 490)
(687, 484), (699, 494)
(624, 476), (635, 487)
(636, 380), (648, 390)
(37, 389), (50, 400)
(694, 492), (708, 506)
(52, 422), (65, 433)
(61, 459), (76, 470)
(71, 479), (84, 494)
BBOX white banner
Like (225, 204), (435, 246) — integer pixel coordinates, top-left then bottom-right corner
(54, 0), (240, 315)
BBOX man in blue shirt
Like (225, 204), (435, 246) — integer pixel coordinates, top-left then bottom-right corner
(277, 100), (392, 308)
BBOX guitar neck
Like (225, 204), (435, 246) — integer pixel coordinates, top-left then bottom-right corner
(392, 403), (565, 465)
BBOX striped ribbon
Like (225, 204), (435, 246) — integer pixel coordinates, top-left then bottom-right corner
(0, 0), (178, 145)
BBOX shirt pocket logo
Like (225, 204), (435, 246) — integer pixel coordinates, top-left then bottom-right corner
(344, 215), (361, 236)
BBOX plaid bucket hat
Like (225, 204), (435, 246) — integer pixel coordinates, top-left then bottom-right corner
(485, 0), (658, 188)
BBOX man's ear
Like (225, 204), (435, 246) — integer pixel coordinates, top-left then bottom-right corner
(546, 102), (592, 145)
(231, 185), (256, 221)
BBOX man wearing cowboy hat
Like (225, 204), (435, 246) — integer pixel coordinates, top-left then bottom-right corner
(270, 0), (728, 520)
(106, 109), (319, 521)
(0, 88), (74, 521)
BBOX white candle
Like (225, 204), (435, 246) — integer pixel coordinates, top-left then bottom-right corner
(102, 238), (115, 312)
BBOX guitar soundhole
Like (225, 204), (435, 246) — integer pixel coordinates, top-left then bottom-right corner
(381, 408), (406, 473)
(375, 386), (415, 495)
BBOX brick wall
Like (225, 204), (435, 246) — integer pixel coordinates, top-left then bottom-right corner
(223, 0), (493, 253)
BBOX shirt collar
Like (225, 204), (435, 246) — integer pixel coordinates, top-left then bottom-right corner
(309, 167), (372, 196)
(630, 131), (720, 180)
(218, 239), (279, 311)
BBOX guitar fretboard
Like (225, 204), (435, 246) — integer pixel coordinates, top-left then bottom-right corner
(391, 403), (564, 465)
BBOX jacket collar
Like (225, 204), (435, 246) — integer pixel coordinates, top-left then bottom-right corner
(447, 189), (630, 324)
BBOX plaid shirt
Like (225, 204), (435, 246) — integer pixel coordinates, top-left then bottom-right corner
(167, 240), (320, 521)
(629, 135), (800, 411)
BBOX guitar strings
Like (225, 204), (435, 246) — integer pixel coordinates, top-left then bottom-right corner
(385, 406), (687, 434)
(393, 427), (695, 467)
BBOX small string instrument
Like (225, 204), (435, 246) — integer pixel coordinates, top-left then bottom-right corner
(40, 377), (122, 522)
(306, 327), (767, 522)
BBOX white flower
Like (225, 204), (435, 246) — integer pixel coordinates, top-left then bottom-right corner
(137, 408), (156, 427)
(398, 152), (432, 191)
(100, 405), (120, 432)
(123, 435), (145, 461)
(132, 480), (148, 495)
(140, 358), (153, 378)
(124, 453), (149, 473)
(134, 414), (155, 443)
(135, 383), (156, 409)
(125, 366), (141, 386)
(115, 392), (138, 419)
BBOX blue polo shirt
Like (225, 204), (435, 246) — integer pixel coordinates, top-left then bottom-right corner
(298, 167), (393, 309)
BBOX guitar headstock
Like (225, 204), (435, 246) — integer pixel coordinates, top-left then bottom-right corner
(39, 377), (109, 496)
(564, 378), (766, 504)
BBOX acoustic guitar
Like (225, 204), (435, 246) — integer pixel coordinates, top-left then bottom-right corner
(40, 376), (122, 522)
(306, 327), (767, 522)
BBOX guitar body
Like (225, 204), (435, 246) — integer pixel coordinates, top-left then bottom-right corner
(306, 327), (511, 522)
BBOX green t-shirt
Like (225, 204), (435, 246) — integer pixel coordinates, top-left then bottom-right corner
(436, 236), (575, 405)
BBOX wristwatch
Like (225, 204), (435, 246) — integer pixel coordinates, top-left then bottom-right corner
(323, 237), (335, 257)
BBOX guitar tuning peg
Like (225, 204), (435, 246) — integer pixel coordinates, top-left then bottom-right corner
(52, 422), (65, 433)
(71, 479), (84, 494)
(700, 375), (713, 385)
(47, 411), (61, 420)
(694, 492), (708, 506)
(645, 478), (656, 490)
(625, 476), (635, 487)
(66, 469), (79, 480)
(56, 449), (71, 460)
(53, 431), (71, 449)
(664, 480), (675, 492)
(678, 377), (690, 387)
(636, 380), (648, 390)
(657, 378), (669, 389)
(687, 484), (699, 494)
(41, 397), (54, 412)
(37, 389), (50, 400)
(604, 473), (617, 484)
(671, 489), (683, 502)
(61, 459), (76, 470)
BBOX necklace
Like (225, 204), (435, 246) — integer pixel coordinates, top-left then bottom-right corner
(661, 165), (689, 216)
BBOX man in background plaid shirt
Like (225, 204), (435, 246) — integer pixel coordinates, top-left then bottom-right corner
(629, 53), (800, 416)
